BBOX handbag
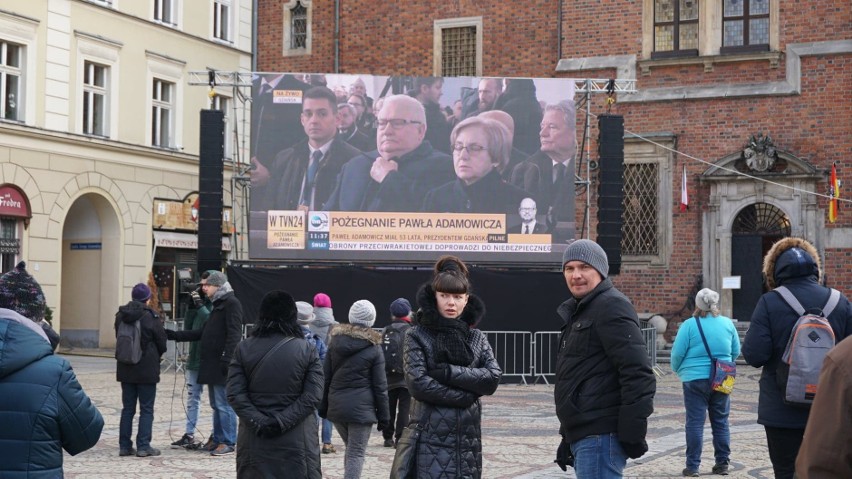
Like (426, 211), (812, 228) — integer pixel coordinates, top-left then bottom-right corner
(694, 316), (736, 394)
(390, 406), (429, 479)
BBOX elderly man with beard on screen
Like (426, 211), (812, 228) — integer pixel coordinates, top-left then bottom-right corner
(323, 94), (454, 212)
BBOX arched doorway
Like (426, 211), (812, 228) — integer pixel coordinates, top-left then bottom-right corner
(730, 202), (791, 321)
(60, 193), (121, 348)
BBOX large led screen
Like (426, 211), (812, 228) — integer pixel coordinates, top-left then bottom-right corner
(248, 73), (577, 266)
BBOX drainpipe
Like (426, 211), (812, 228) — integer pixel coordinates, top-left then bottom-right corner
(252, 0), (258, 71)
(334, 0), (340, 72)
(556, 0), (562, 62)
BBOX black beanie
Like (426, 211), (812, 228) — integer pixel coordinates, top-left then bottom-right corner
(0, 261), (47, 321)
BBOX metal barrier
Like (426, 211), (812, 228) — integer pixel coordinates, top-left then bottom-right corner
(641, 327), (657, 366)
(484, 331), (533, 385)
(532, 331), (562, 384)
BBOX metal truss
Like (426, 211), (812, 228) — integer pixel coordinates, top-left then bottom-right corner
(188, 71), (637, 94)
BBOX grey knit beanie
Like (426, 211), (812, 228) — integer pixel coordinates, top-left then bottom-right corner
(348, 299), (376, 327)
(296, 301), (315, 325)
(562, 239), (609, 279)
(695, 288), (720, 312)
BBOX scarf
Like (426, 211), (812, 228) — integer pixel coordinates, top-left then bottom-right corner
(416, 311), (474, 366)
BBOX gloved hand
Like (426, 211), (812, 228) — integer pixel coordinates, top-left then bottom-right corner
(554, 437), (574, 471)
(190, 290), (204, 308)
(620, 439), (648, 459)
(377, 421), (389, 432)
(428, 365), (449, 383)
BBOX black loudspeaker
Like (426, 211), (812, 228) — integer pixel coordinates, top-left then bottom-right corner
(597, 114), (624, 275)
(198, 109), (225, 274)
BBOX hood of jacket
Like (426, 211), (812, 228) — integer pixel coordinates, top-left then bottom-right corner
(313, 307), (337, 327)
(414, 283), (486, 328)
(211, 282), (234, 303)
(117, 300), (150, 324)
(329, 323), (382, 357)
(0, 315), (53, 380)
(763, 237), (822, 289)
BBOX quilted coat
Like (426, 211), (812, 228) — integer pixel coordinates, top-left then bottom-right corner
(391, 285), (502, 479)
(0, 312), (104, 478)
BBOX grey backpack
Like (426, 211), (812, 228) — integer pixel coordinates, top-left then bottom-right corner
(775, 286), (840, 407)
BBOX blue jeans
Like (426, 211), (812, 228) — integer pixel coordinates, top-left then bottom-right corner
(683, 379), (731, 471)
(570, 433), (628, 479)
(209, 383), (237, 446)
(119, 382), (157, 450)
(184, 369), (205, 434)
(316, 411), (333, 444)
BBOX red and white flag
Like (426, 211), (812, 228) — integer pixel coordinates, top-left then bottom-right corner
(680, 165), (688, 212)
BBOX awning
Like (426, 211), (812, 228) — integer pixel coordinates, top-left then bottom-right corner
(153, 231), (231, 251)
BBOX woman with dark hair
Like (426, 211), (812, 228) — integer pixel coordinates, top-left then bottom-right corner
(390, 255), (502, 478)
(227, 290), (323, 479)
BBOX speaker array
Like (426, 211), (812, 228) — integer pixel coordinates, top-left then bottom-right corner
(597, 115), (624, 275)
(198, 109), (225, 274)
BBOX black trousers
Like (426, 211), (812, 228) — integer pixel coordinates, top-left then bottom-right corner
(384, 387), (411, 441)
(764, 425), (804, 479)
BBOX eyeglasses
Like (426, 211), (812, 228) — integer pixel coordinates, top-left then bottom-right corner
(453, 143), (487, 154)
(347, 101), (364, 108)
(377, 118), (422, 129)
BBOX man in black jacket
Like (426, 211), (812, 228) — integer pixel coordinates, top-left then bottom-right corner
(553, 239), (656, 478)
(167, 270), (243, 456)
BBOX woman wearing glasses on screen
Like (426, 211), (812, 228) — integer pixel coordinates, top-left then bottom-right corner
(422, 116), (529, 214)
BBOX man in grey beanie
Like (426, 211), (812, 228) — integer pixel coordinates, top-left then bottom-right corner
(553, 239), (656, 478)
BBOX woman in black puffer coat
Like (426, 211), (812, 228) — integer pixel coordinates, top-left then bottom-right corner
(391, 255), (503, 479)
(227, 290), (323, 479)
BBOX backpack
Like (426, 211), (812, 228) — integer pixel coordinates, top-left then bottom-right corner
(115, 309), (144, 365)
(774, 286), (840, 407)
(382, 323), (409, 375)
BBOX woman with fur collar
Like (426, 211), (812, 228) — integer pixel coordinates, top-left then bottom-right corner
(390, 255), (502, 479)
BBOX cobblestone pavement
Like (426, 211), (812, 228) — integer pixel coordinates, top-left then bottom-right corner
(61, 354), (775, 478)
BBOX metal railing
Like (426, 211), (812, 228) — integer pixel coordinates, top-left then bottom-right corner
(484, 331), (533, 385)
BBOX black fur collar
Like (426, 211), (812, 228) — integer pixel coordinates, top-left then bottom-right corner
(414, 283), (486, 329)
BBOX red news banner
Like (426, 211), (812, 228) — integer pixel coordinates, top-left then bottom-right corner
(266, 211), (551, 253)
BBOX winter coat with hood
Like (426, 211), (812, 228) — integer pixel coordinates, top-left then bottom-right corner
(228, 332), (324, 479)
(554, 277), (656, 450)
(169, 283), (244, 385)
(319, 323), (390, 426)
(0, 310), (104, 479)
(309, 306), (337, 345)
(742, 237), (852, 428)
(390, 285), (502, 479)
(114, 300), (167, 384)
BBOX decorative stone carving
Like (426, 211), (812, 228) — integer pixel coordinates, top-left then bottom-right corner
(648, 315), (669, 350)
(743, 132), (778, 172)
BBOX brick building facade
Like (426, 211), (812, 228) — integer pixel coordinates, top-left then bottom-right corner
(255, 0), (851, 323)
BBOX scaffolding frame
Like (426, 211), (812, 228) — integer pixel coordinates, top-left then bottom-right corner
(187, 72), (637, 256)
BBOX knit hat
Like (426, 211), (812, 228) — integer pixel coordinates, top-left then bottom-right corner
(349, 299), (376, 327)
(313, 293), (332, 308)
(390, 298), (411, 318)
(132, 283), (152, 302)
(562, 239), (609, 279)
(259, 290), (297, 325)
(205, 270), (227, 286)
(0, 261), (47, 321)
(296, 301), (316, 325)
(695, 288), (720, 312)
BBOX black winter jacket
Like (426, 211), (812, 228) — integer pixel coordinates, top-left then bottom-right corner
(320, 324), (390, 425)
(169, 288), (244, 385)
(742, 237), (852, 428)
(114, 301), (167, 384)
(554, 278), (656, 447)
(227, 333), (324, 478)
(390, 285), (502, 479)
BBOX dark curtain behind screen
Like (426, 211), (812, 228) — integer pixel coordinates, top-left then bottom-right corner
(227, 265), (568, 332)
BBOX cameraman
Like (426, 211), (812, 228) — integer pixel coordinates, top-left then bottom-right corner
(170, 271), (213, 450)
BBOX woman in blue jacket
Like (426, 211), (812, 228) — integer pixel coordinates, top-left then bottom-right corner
(671, 288), (740, 477)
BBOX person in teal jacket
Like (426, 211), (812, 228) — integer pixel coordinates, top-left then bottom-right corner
(0, 262), (104, 478)
(671, 288), (741, 477)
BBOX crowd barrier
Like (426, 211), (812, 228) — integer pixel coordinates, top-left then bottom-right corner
(166, 323), (658, 384)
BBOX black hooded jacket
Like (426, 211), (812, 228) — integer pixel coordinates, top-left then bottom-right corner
(742, 237), (852, 428)
(320, 324), (390, 426)
(114, 301), (167, 384)
(389, 285), (502, 479)
(554, 278), (656, 447)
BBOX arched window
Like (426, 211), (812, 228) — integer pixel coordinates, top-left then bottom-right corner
(732, 202), (790, 236)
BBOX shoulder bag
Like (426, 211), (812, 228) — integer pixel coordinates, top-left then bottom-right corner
(694, 316), (736, 394)
(390, 405), (430, 479)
